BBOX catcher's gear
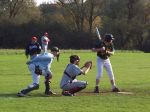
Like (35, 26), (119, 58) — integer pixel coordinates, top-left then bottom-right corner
(35, 65), (42, 75)
(51, 46), (59, 52)
(84, 61), (92, 69)
(81, 61), (92, 74)
(70, 55), (80, 63)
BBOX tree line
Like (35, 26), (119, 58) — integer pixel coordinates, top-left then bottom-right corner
(0, 0), (150, 52)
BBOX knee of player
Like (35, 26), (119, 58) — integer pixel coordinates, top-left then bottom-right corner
(28, 64), (35, 71)
(80, 81), (88, 88)
(45, 73), (52, 79)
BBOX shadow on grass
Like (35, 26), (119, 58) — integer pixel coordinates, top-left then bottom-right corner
(0, 93), (18, 98)
(0, 89), (136, 98)
(0, 92), (62, 98)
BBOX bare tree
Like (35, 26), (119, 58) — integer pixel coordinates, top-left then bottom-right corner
(0, 0), (36, 19)
(58, 0), (86, 32)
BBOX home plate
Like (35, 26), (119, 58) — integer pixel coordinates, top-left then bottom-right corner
(117, 92), (133, 95)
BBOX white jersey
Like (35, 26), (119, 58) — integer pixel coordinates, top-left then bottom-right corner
(41, 36), (49, 45)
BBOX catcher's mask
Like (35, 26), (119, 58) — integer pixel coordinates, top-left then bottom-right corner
(70, 55), (80, 63)
(51, 46), (60, 61)
(104, 34), (114, 42)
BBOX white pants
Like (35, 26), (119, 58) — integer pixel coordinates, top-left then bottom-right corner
(96, 57), (115, 80)
(28, 64), (52, 84)
(28, 64), (40, 84)
(42, 44), (48, 52)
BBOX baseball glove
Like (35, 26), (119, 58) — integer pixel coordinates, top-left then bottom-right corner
(84, 61), (92, 69)
(35, 65), (42, 75)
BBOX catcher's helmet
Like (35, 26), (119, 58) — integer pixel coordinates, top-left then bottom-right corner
(104, 34), (114, 42)
(70, 55), (80, 63)
(51, 46), (59, 52)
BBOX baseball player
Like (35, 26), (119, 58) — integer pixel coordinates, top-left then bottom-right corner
(25, 36), (41, 59)
(92, 34), (120, 93)
(60, 55), (92, 96)
(41, 32), (50, 53)
(17, 47), (60, 97)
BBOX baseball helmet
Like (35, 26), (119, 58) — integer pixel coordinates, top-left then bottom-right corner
(32, 36), (37, 41)
(51, 46), (59, 52)
(70, 55), (80, 63)
(104, 34), (114, 42)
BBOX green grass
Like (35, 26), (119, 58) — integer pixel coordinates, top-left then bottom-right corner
(0, 50), (150, 112)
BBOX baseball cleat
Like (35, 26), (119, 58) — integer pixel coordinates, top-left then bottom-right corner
(62, 91), (74, 96)
(94, 86), (100, 93)
(112, 87), (120, 92)
(17, 92), (27, 97)
(45, 90), (56, 95)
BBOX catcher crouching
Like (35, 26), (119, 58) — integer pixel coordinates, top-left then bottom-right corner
(60, 55), (92, 96)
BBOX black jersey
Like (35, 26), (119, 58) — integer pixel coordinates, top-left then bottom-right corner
(95, 40), (114, 60)
(25, 42), (41, 57)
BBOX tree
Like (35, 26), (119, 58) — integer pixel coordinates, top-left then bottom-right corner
(100, 0), (150, 50)
(58, 0), (87, 32)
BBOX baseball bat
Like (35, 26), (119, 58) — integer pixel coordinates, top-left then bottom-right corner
(96, 27), (101, 40)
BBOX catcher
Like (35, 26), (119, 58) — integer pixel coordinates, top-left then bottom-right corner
(92, 34), (120, 93)
(60, 55), (92, 96)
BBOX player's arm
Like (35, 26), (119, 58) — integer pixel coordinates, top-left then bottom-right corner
(92, 47), (105, 52)
(92, 41), (104, 52)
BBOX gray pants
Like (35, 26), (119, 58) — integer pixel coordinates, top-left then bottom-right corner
(62, 79), (88, 91)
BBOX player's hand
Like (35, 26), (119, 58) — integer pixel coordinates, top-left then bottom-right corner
(100, 47), (105, 52)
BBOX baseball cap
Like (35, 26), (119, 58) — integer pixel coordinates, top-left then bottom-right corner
(44, 32), (48, 36)
(32, 36), (37, 41)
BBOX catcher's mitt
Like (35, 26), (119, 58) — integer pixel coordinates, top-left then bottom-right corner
(35, 65), (42, 75)
(84, 61), (92, 69)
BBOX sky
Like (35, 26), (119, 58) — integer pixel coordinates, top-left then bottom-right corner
(35, 0), (87, 5)
(35, 0), (57, 6)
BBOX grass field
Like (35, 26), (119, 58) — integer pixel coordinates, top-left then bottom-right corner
(0, 50), (150, 112)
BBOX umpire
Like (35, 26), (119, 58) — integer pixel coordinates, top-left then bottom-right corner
(25, 36), (41, 59)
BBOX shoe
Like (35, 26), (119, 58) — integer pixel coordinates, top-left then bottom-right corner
(94, 86), (99, 93)
(112, 87), (120, 92)
(45, 90), (56, 95)
(62, 91), (73, 96)
(17, 92), (26, 97)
